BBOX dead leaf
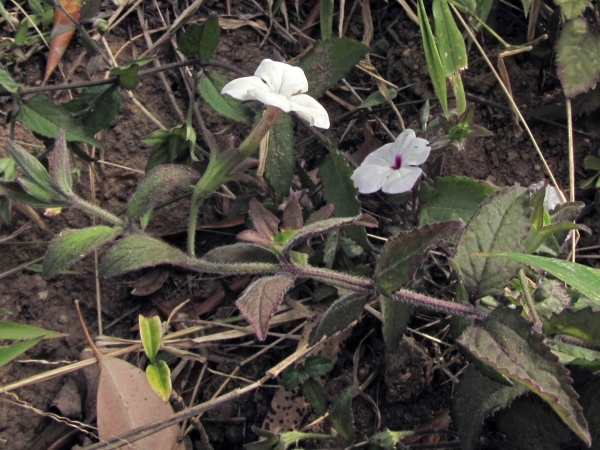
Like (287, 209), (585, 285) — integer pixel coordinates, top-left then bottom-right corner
(348, 122), (383, 166)
(131, 269), (170, 296)
(402, 408), (451, 445)
(51, 378), (82, 419)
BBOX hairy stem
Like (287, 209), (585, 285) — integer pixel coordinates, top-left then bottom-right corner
(238, 106), (282, 159)
(69, 195), (126, 227)
(393, 289), (487, 318)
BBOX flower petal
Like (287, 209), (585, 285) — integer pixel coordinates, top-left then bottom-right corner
(288, 94), (330, 129)
(221, 76), (270, 101)
(249, 89), (292, 112)
(395, 129), (431, 166)
(362, 143), (397, 166)
(255, 59), (308, 97)
(381, 166), (422, 194)
(351, 164), (393, 194)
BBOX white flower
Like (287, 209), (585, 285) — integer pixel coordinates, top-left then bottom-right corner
(351, 129), (430, 194)
(221, 59), (330, 129)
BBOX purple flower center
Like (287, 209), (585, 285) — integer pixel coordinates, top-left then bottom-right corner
(390, 154), (403, 170)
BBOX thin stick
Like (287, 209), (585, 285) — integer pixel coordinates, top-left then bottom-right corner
(95, 160), (145, 174)
(566, 98), (576, 263)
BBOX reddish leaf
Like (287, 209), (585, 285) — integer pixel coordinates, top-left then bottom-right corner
(45, 0), (83, 82)
(248, 198), (280, 241)
(281, 192), (303, 231)
(235, 275), (296, 341)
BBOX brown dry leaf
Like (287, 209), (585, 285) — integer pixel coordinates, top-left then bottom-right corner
(131, 269), (170, 296)
(348, 122), (382, 167)
(402, 408), (451, 445)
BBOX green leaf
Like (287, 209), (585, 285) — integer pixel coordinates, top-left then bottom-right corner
(376, 221), (464, 297)
(297, 38), (370, 98)
(15, 19), (28, 46)
(280, 366), (301, 390)
(80, 0), (102, 20)
(556, 19), (600, 98)
(304, 355), (335, 378)
(330, 386), (355, 443)
(199, 72), (250, 123)
(62, 85), (123, 135)
(0, 336), (44, 367)
(433, 0), (468, 75)
(127, 165), (199, 221)
(320, 0), (334, 40)
(419, 176), (498, 226)
(0, 66), (18, 94)
(309, 293), (367, 345)
(49, 129), (73, 195)
(111, 64), (140, 90)
(0, 181), (66, 208)
(139, 315), (162, 362)
(452, 365), (528, 450)
(551, 340), (600, 370)
(179, 14), (221, 61)
(543, 308), (600, 347)
(554, 0), (588, 19)
(146, 360), (171, 402)
(359, 88), (401, 109)
(370, 429), (414, 449)
(101, 235), (189, 278)
(235, 275), (296, 341)
(318, 144), (370, 249)
(0, 321), (62, 340)
(4, 139), (58, 195)
(381, 295), (412, 353)
(456, 307), (591, 445)
(302, 379), (328, 416)
(280, 430), (332, 447)
(264, 113), (294, 202)
(17, 94), (100, 146)
(417, 0), (448, 116)
(533, 278), (572, 319)
(203, 243), (279, 265)
(43, 226), (119, 279)
(584, 155), (600, 171)
(452, 187), (531, 300)
(485, 252), (600, 304)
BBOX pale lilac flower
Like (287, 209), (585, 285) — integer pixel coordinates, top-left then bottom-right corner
(221, 59), (330, 129)
(351, 129), (430, 194)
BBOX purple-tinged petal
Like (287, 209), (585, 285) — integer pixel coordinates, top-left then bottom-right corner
(351, 164), (393, 194)
(361, 143), (396, 166)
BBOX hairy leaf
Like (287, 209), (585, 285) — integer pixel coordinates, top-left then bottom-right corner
(544, 308), (600, 347)
(297, 38), (370, 98)
(139, 315), (162, 362)
(457, 307), (591, 445)
(319, 144), (370, 249)
(320, 0), (334, 40)
(146, 361), (171, 402)
(101, 235), (189, 278)
(0, 181), (67, 208)
(127, 165), (199, 221)
(17, 94), (100, 146)
(381, 296), (412, 353)
(452, 365), (528, 450)
(533, 278), (572, 319)
(5, 140), (58, 195)
(203, 244), (279, 264)
(62, 85), (122, 135)
(433, 0), (468, 75)
(302, 378), (328, 415)
(198, 72), (250, 123)
(557, 19), (600, 98)
(49, 129), (72, 195)
(235, 275), (296, 341)
(330, 386), (355, 443)
(309, 293), (367, 345)
(418, 176), (497, 226)
(452, 187), (531, 300)
(554, 0), (589, 20)
(43, 226), (119, 279)
(264, 113), (294, 202)
(376, 221), (463, 297)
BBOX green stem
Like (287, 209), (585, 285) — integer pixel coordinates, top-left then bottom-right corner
(238, 106), (282, 159)
(518, 269), (541, 325)
(69, 195), (126, 227)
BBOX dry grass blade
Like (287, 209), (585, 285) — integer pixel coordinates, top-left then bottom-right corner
(75, 301), (179, 450)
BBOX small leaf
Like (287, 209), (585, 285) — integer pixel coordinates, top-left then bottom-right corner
(297, 38), (370, 98)
(320, 0), (334, 40)
(376, 221), (463, 297)
(302, 379), (328, 416)
(417, 0), (448, 116)
(359, 88), (399, 109)
(584, 155), (600, 171)
(146, 361), (171, 402)
(381, 295), (412, 354)
(304, 355), (335, 378)
(43, 226), (119, 279)
(199, 13), (220, 61)
(370, 429), (414, 449)
(419, 176), (498, 226)
(203, 244), (279, 265)
(281, 214), (378, 257)
(456, 307), (591, 445)
(551, 340), (600, 370)
(280, 366), (301, 389)
(4, 140), (58, 196)
(330, 386), (355, 443)
(533, 278), (572, 319)
(452, 365), (528, 450)
(235, 275), (296, 341)
(139, 315), (162, 362)
(264, 113), (294, 202)
(544, 308), (600, 347)
(101, 235), (189, 278)
(0, 181), (67, 208)
(452, 186), (531, 300)
(0, 336), (44, 367)
(111, 64), (140, 90)
(62, 85), (123, 135)
(16, 94), (100, 146)
(309, 293), (367, 345)
(0, 321), (63, 340)
(319, 144), (371, 249)
(0, 66), (19, 94)
(198, 72), (249, 123)
(127, 165), (199, 221)
(554, 0), (589, 20)
(49, 129), (73, 195)
(433, 0), (468, 75)
(556, 19), (600, 98)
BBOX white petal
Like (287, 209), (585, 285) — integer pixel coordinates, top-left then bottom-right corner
(255, 59), (308, 97)
(544, 186), (565, 211)
(381, 167), (422, 194)
(221, 76), (269, 101)
(288, 94), (330, 129)
(249, 89), (292, 111)
(351, 164), (393, 194)
(361, 143), (396, 166)
(394, 129), (431, 166)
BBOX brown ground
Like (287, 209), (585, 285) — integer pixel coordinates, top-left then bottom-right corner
(1, 0), (599, 449)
